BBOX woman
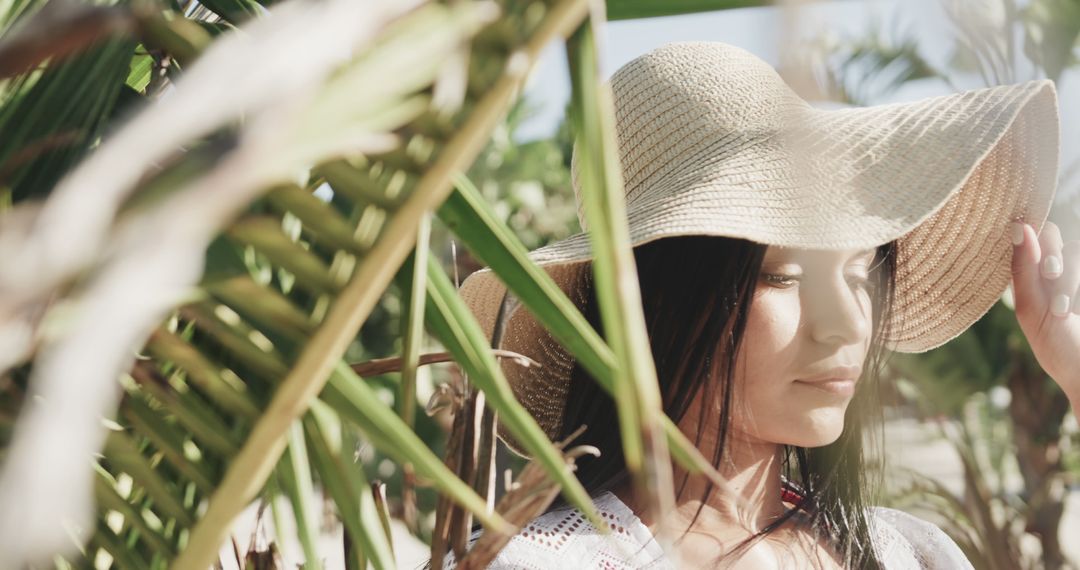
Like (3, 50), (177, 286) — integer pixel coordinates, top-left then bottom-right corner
(451, 42), (1077, 568)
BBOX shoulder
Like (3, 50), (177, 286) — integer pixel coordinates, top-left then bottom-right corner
(867, 506), (973, 570)
(440, 492), (673, 569)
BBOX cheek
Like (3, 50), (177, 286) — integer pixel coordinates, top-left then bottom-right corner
(729, 293), (801, 430)
(738, 291), (801, 387)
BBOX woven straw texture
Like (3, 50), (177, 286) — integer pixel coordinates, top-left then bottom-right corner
(457, 41), (1060, 455)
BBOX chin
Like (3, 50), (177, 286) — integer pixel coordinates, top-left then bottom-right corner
(781, 408), (847, 447)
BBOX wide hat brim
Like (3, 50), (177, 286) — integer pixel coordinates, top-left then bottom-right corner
(459, 55), (1059, 457)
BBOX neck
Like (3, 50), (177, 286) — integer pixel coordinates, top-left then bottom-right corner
(613, 433), (788, 536)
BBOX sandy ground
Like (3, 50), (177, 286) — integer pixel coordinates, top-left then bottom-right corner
(217, 417), (1080, 568)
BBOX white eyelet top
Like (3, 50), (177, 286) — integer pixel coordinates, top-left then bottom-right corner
(441, 491), (974, 569)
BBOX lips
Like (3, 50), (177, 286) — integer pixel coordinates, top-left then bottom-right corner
(795, 365), (861, 396)
(795, 378), (856, 396)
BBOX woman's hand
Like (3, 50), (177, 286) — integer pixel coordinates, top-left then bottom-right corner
(1010, 220), (1080, 404)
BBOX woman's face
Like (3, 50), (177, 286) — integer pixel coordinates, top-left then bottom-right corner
(730, 245), (879, 448)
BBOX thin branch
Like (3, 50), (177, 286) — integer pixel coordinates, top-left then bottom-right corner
(349, 349), (539, 378)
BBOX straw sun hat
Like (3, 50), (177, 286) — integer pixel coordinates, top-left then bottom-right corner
(457, 41), (1060, 455)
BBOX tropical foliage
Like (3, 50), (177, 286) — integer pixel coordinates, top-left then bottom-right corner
(3, 0), (1075, 568)
(0, 0), (766, 568)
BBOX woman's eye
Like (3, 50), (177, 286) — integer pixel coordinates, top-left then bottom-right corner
(762, 273), (875, 290)
(762, 273), (799, 288)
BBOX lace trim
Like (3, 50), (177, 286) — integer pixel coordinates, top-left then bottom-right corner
(441, 491), (974, 569)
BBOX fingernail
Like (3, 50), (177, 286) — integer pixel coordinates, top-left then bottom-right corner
(1043, 255), (1062, 277)
(1052, 294), (1070, 316)
(1010, 222), (1024, 246)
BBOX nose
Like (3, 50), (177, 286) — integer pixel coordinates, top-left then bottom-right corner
(805, 275), (871, 346)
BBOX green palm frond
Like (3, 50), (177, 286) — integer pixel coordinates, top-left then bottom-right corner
(605, 0), (770, 21)
(0, 0), (787, 567)
(1022, 0), (1080, 82)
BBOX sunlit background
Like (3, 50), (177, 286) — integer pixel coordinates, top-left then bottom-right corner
(0, 0), (1077, 569)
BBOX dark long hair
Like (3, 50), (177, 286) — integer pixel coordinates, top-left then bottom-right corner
(547, 234), (897, 569)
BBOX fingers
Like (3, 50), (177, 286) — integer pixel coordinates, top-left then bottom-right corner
(1038, 221), (1064, 280)
(1011, 221), (1046, 313)
(1014, 220), (1080, 318)
(1037, 221), (1072, 317)
(1055, 240), (1080, 316)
